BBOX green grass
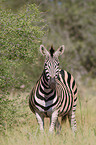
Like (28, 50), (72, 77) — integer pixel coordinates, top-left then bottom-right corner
(0, 81), (96, 145)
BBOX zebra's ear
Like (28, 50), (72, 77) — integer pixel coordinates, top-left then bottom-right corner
(54, 45), (65, 57)
(40, 45), (49, 56)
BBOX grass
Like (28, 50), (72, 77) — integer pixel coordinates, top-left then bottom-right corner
(0, 80), (96, 145)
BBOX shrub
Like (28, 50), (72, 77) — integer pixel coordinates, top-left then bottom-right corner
(0, 4), (46, 90)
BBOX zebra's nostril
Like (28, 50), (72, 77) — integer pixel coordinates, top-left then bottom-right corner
(49, 82), (56, 90)
(49, 77), (56, 89)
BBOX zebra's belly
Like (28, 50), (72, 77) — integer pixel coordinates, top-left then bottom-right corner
(35, 103), (73, 117)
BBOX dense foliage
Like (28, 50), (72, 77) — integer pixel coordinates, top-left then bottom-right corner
(0, 4), (46, 90)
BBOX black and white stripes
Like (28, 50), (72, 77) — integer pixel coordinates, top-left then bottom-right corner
(29, 45), (78, 133)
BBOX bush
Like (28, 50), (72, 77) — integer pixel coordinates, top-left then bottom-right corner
(0, 4), (46, 90)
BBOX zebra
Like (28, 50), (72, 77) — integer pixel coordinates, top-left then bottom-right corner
(29, 45), (78, 134)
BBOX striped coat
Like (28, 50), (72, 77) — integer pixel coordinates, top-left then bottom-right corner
(29, 45), (78, 133)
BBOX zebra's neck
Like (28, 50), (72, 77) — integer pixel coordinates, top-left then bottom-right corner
(41, 70), (50, 89)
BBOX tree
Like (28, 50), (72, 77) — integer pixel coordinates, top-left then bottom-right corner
(0, 4), (46, 90)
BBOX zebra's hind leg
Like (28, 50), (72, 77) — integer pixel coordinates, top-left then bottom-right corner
(55, 118), (61, 134)
(68, 109), (77, 133)
(35, 112), (44, 132)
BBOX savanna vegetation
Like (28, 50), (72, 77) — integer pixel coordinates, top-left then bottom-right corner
(0, 0), (96, 145)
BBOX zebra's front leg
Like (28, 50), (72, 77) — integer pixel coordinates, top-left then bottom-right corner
(35, 112), (44, 132)
(49, 110), (58, 133)
(68, 109), (77, 133)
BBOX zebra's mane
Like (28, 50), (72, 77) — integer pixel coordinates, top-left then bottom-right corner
(50, 45), (55, 57)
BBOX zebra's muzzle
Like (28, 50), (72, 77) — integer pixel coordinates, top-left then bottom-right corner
(49, 77), (56, 90)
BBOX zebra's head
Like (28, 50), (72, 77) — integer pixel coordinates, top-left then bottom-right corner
(40, 45), (65, 90)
